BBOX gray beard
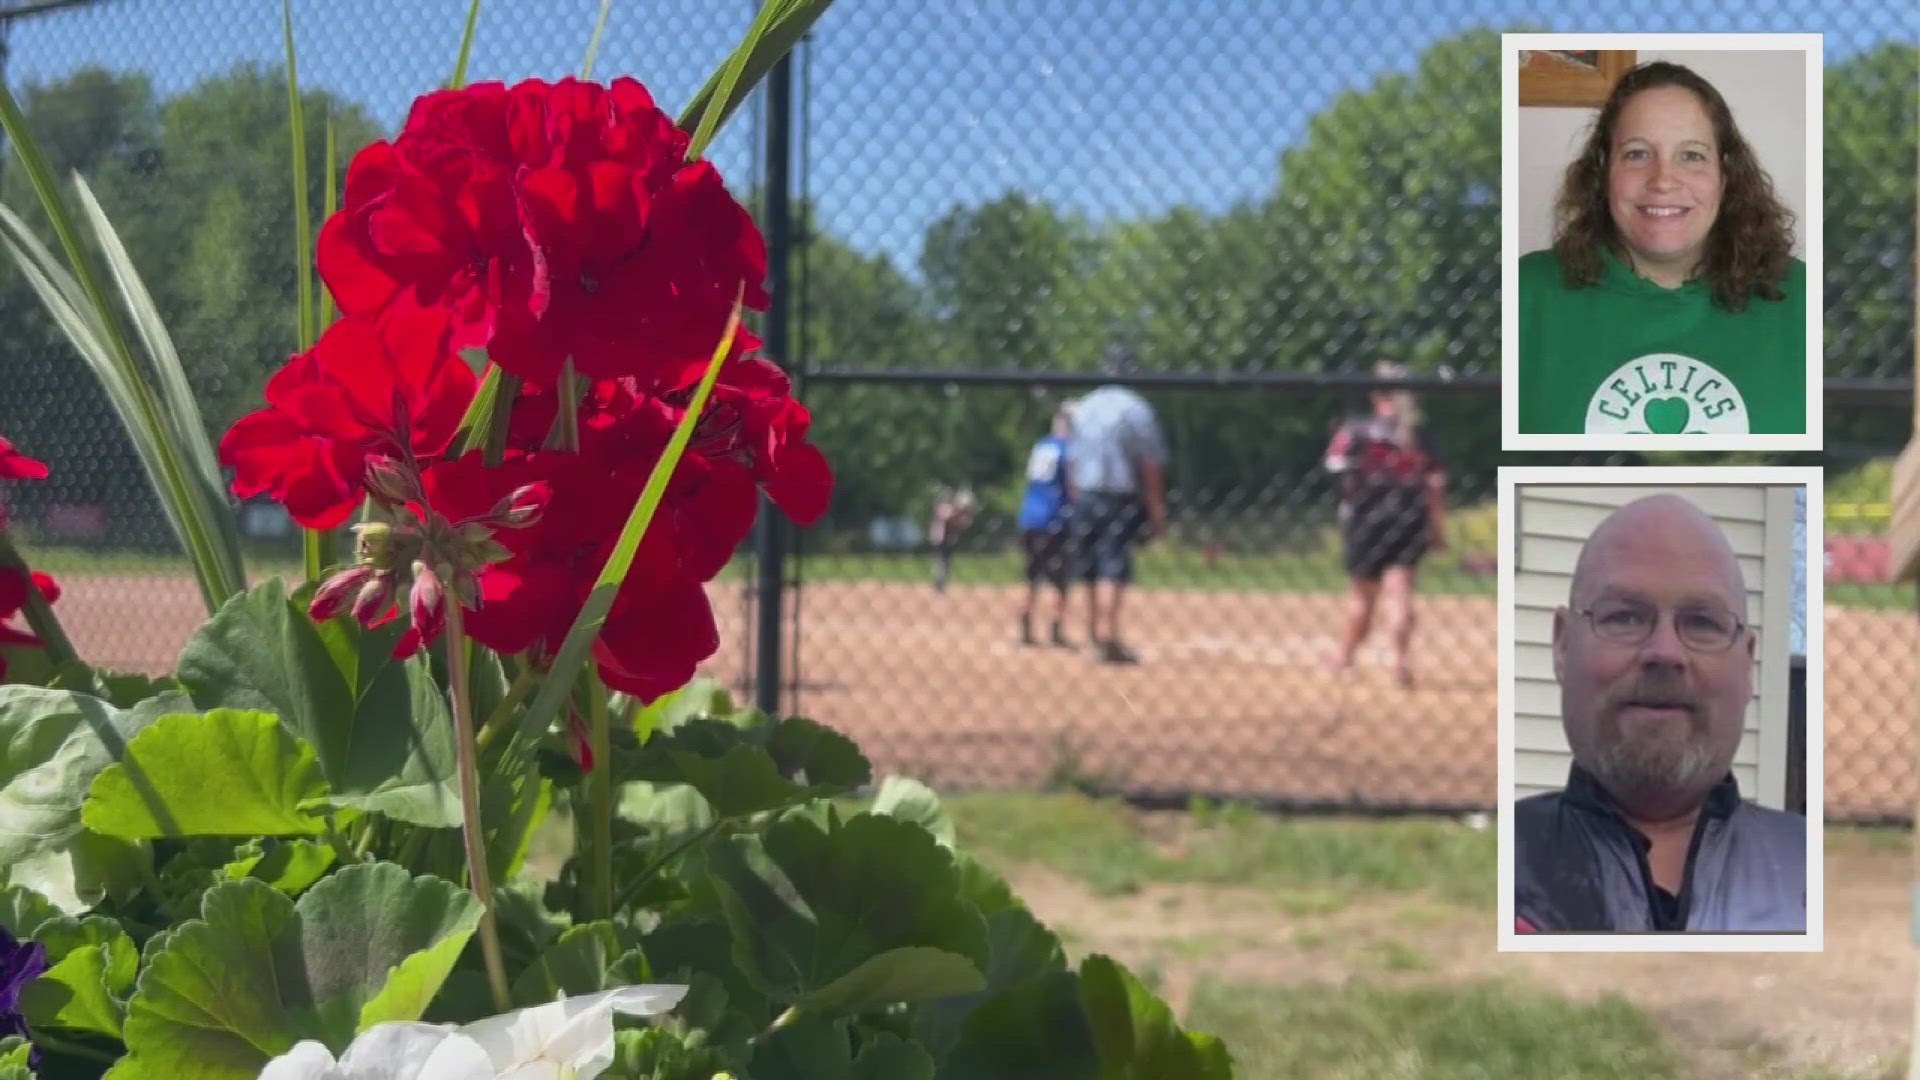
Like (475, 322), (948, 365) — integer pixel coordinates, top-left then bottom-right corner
(1574, 713), (1723, 813)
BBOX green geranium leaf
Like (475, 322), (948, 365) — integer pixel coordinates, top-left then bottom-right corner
(938, 970), (1099, 1080)
(509, 920), (622, 1007)
(82, 710), (331, 839)
(915, 905), (1068, 1062)
(609, 1023), (744, 1080)
(618, 715), (870, 818)
(1081, 954), (1234, 1079)
(708, 811), (987, 1013)
(0, 1036), (28, 1068)
(751, 1014), (936, 1080)
(46, 665), (183, 709)
(109, 864), (482, 1079)
(642, 918), (769, 1033)
(70, 829), (151, 907)
(223, 839), (336, 895)
(952, 852), (1020, 919)
(0, 883), (61, 939)
(18, 916), (137, 1038)
(174, 581), (460, 827)
(0, 685), (190, 864)
(871, 777), (954, 848)
(632, 676), (736, 742)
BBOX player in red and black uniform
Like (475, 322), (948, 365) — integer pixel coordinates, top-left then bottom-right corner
(1322, 366), (1447, 687)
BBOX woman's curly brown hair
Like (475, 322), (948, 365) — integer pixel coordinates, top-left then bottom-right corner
(1551, 61), (1796, 312)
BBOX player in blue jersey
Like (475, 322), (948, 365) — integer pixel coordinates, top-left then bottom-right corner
(1017, 405), (1077, 646)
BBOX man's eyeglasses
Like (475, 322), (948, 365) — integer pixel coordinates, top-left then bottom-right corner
(1573, 598), (1747, 653)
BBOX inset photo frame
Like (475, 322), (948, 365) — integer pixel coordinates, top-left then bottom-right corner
(1495, 467), (1823, 953)
(1501, 34), (1823, 451)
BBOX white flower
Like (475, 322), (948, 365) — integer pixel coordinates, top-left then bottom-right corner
(259, 1023), (493, 1080)
(257, 984), (689, 1080)
(462, 984), (689, 1080)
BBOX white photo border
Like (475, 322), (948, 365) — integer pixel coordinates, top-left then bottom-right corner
(1495, 465), (1825, 953)
(1500, 33), (1825, 452)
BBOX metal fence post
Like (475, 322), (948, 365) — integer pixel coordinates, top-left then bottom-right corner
(753, 51), (793, 717)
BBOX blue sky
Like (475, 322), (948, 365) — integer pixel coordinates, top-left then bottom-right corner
(6, 0), (1913, 275)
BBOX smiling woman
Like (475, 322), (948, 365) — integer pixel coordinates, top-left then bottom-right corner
(1510, 53), (1810, 441)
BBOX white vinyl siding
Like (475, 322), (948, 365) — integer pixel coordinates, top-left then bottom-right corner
(1513, 484), (1796, 810)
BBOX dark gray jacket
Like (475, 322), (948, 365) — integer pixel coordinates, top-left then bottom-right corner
(1514, 764), (1805, 933)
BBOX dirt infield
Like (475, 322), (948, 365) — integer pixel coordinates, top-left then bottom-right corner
(42, 573), (1918, 820)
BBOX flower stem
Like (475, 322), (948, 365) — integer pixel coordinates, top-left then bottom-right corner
(756, 1005), (801, 1044)
(589, 676), (613, 921)
(474, 663), (536, 755)
(0, 527), (77, 669)
(445, 599), (512, 1013)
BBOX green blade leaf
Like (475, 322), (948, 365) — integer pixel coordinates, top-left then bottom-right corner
(283, 0), (315, 353)
(707, 811), (988, 1013)
(174, 581), (460, 827)
(0, 76), (246, 613)
(0, 685), (191, 865)
(580, 0), (614, 79)
(82, 710), (332, 840)
(449, 0), (484, 90)
(110, 866), (482, 1078)
(678, 0), (837, 161)
(320, 117), (339, 331)
(516, 296), (743, 746)
(65, 175), (245, 594)
(0, 207), (228, 614)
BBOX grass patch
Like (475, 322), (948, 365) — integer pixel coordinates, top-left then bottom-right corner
(1187, 979), (1682, 1080)
(1360, 939), (1430, 972)
(1826, 580), (1915, 611)
(784, 548), (1494, 595)
(946, 792), (1494, 908)
(16, 543), (304, 579)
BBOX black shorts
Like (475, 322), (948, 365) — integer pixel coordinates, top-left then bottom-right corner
(1343, 513), (1428, 580)
(1023, 527), (1072, 588)
(1073, 492), (1147, 584)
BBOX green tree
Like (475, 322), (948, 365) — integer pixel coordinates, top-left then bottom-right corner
(0, 64), (384, 544)
(1823, 42), (1916, 452)
(921, 192), (1100, 369)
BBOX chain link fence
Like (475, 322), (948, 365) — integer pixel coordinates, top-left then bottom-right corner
(0, 0), (1914, 819)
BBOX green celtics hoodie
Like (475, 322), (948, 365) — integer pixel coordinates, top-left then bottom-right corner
(1516, 247), (1806, 435)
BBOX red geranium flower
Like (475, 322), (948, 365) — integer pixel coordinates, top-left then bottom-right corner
(0, 568), (59, 682)
(219, 305), (477, 529)
(317, 76), (768, 390)
(0, 438), (48, 481)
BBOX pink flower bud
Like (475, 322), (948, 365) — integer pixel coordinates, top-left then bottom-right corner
(408, 562), (447, 647)
(350, 572), (396, 625)
(488, 482), (550, 528)
(310, 565), (375, 621)
(567, 711), (594, 772)
(363, 456), (423, 507)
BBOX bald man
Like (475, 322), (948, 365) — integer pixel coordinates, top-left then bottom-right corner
(1514, 495), (1805, 933)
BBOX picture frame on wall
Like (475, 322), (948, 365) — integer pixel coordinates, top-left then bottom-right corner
(1517, 48), (1636, 107)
